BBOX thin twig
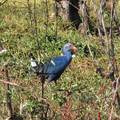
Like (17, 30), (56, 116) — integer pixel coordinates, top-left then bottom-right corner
(108, 0), (120, 119)
(45, 0), (49, 41)
(33, 0), (41, 57)
(55, 0), (58, 40)
(27, 0), (32, 27)
(5, 65), (13, 118)
(108, 77), (119, 120)
(100, 0), (108, 52)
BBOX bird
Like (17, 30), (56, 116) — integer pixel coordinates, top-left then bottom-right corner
(29, 43), (77, 84)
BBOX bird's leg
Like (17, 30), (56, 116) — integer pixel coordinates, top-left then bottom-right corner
(41, 77), (45, 99)
(40, 77), (45, 119)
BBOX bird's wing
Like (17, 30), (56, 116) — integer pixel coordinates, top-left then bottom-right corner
(43, 56), (71, 81)
(44, 56), (69, 73)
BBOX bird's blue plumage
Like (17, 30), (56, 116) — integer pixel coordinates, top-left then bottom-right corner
(30, 43), (77, 83)
(43, 54), (72, 82)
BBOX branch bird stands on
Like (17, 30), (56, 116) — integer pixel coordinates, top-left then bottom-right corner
(29, 43), (77, 85)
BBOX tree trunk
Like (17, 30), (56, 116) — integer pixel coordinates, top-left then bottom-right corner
(56, 0), (81, 29)
(69, 0), (81, 29)
(79, 0), (90, 34)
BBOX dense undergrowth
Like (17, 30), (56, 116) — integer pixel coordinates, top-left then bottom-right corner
(0, 0), (120, 119)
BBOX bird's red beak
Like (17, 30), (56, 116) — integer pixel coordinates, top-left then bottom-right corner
(71, 46), (77, 54)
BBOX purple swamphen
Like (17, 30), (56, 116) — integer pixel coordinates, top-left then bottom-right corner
(29, 43), (77, 84)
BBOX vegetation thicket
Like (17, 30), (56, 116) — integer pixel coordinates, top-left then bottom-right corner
(0, 0), (120, 119)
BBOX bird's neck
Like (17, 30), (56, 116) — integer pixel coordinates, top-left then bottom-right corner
(64, 51), (72, 61)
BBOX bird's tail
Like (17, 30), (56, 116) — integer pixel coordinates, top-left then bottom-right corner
(29, 53), (44, 75)
(29, 53), (38, 67)
(29, 53), (39, 73)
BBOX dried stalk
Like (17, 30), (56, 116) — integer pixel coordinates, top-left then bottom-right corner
(108, 0), (120, 119)
(55, 0), (58, 40)
(45, 0), (49, 41)
(98, 0), (108, 51)
(95, 1), (120, 119)
(33, 0), (38, 40)
(108, 77), (119, 120)
(108, 0), (120, 106)
(33, 0), (46, 119)
(5, 65), (13, 118)
(0, 80), (19, 86)
(27, 0), (32, 27)
(79, 1), (89, 34)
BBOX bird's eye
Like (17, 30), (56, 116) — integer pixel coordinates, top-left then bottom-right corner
(69, 44), (73, 48)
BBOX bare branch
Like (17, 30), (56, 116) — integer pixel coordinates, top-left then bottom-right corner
(0, 80), (19, 86)
(4, 65), (13, 118)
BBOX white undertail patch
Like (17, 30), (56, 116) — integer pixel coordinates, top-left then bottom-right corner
(30, 58), (37, 67)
